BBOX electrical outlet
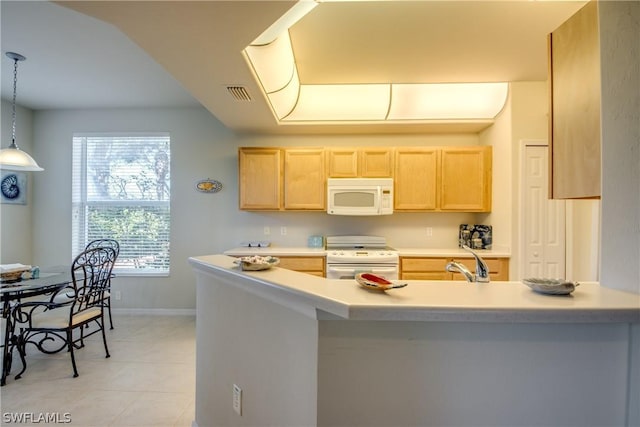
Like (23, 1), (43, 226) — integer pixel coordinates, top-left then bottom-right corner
(426, 227), (433, 237)
(264, 226), (270, 235)
(280, 226), (287, 236)
(233, 384), (242, 415)
(115, 291), (122, 301)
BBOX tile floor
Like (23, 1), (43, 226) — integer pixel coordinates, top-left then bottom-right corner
(0, 315), (195, 427)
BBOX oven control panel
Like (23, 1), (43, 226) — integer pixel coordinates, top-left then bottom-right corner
(326, 250), (399, 264)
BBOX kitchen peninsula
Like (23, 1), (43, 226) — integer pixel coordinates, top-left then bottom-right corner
(190, 255), (640, 427)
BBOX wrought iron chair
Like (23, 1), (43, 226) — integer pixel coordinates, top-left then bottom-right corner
(85, 239), (119, 329)
(12, 247), (114, 379)
(51, 239), (119, 329)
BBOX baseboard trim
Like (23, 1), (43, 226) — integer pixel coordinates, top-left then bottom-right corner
(112, 308), (196, 316)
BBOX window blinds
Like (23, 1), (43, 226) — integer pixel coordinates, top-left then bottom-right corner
(72, 134), (171, 275)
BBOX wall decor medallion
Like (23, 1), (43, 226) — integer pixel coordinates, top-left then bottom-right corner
(195, 178), (222, 193)
(1, 171), (27, 204)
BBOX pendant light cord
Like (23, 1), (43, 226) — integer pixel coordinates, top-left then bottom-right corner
(11, 56), (18, 147)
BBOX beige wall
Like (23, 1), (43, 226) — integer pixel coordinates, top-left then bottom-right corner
(598, 1), (640, 294)
(0, 100), (35, 264)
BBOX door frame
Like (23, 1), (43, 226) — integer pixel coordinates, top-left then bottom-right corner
(518, 139), (571, 279)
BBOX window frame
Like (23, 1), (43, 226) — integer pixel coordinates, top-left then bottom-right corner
(72, 132), (171, 277)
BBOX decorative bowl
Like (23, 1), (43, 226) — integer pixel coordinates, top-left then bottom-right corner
(522, 278), (579, 295)
(0, 270), (25, 284)
(0, 264), (31, 283)
(234, 256), (280, 271)
(355, 272), (408, 291)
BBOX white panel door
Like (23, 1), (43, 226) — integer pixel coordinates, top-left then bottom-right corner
(523, 145), (566, 278)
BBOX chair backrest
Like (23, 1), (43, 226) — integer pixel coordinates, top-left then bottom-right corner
(70, 247), (117, 315)
(85, 238), (120, 258)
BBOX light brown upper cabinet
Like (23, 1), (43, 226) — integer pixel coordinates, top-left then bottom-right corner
(394, 148), (439, 210)
(239, 147), (282, 210)
(395, 146), (492, 212)
(548, 0), (601, 199)
(239, 147), (325, 211)
(283, 148), (326, 210)
(241, 146), (491, 212)
(440, 147), (492, 212)
(327, 148), (393, 178)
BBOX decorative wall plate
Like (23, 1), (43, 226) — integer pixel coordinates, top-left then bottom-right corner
(196, 179), (222, 193)
(1, 171), (27, 204)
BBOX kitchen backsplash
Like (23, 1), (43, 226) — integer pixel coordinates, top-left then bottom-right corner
(231, 210), (492, 249)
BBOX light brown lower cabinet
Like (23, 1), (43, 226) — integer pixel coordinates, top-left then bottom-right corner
(276, 256), (326, 277)
(400, 256), (509, 281)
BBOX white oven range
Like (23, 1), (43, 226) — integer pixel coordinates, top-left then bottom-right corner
(325, 236), (399, 280)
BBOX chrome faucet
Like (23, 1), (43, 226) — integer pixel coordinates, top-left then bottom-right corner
(445, 261), (474, 282)
(445, 244), (490, 283)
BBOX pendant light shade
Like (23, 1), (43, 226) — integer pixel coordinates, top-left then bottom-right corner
(1, 52), (43, 171)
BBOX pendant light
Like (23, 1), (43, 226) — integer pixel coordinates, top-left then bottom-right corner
(0, 52), (43, 171)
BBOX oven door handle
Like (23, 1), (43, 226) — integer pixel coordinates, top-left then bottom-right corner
(363, 267), (397, 275)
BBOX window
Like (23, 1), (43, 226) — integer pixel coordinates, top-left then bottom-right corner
(72, 134), (170, 276)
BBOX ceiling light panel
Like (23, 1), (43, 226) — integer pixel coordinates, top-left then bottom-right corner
(268, 69), (300, 119)
(388, 83), (509, 120)
(284, 84), (390, 121)
(245, 32), (296, 94)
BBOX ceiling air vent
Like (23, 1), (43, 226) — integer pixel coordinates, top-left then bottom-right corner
(226, 86), (252, 101)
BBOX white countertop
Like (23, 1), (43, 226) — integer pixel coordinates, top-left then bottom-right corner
(190, 254), (640, 323)
(224, 246), (511, 258)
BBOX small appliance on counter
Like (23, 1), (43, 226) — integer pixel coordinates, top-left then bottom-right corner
(307, 235), (324, 248)
(459, 224), (492, 249)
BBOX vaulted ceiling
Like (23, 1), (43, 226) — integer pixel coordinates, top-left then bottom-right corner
(2, 1), (586, 135)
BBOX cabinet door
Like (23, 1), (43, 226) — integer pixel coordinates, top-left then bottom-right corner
(327, 148), (358, 178)
(440, 147), (492, 212)
(359, 148), (393, 177)
(278, 256), (325, 276)
(394, 148), (438, 211)
(284, 148), (326, 210)
(549, 1), (600, 199)
(239, 148), (281, 210)
(400, 256), (509, 281)
(452, 258), (509, 281)
(400, 257), (450, 280)
(327, 148), (393, 178)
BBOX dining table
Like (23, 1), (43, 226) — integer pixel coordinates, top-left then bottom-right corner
(1, 266), (72, 386)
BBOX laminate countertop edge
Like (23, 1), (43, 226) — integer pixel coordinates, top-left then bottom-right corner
(189, 254), (640, 324)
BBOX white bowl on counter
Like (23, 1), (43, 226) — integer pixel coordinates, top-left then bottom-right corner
(522, 278), (579, 295)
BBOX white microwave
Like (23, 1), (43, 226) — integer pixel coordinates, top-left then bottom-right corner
(327, 178), (394, 216)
